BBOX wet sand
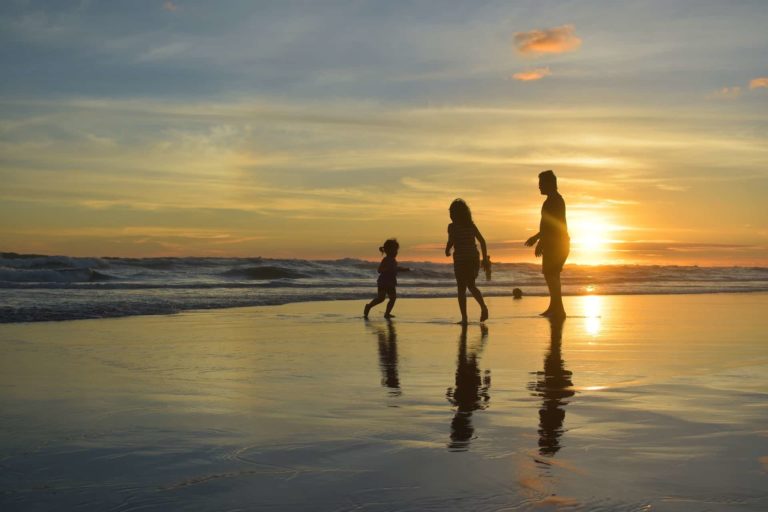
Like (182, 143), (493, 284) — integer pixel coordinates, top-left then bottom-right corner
(1, 293), (767, 511)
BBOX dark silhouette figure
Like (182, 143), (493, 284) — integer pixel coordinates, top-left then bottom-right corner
(373, 319), (401, 396)
(528, 315), (573, 456)
(445, 199), (490, 324)
(446, 324), (491, 451)
(525, 170), (570, 318)
(364, 239), (410, 319)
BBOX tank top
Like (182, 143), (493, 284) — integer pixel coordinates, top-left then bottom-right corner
(449, 222), (479, 262)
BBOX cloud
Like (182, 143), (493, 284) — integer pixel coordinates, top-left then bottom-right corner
(514, 25), (581, 56)
(613, 241), (754, 253)
(512, 67), (551, 81)
(750, 77), (768, 90)
(712, 86), (742, 99)
(163, 1), (178, 12)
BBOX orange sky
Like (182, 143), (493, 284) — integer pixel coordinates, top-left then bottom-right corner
(1, 3), (767, 265)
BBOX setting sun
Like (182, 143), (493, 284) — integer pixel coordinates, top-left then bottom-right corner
(568, 214), (620, 265)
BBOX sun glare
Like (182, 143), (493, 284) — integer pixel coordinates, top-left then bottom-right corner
(569, 214), (619, 265)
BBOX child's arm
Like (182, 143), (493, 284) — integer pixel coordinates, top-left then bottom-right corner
(474, 225), (489, 262)
(524, 232), (540, 247)
(445, 225), (454, 257)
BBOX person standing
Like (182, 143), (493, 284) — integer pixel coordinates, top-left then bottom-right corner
(525, 170), (570, 318)
(445, 199), (490, 324)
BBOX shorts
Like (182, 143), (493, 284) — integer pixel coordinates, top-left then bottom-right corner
(453, 257), (480, 283)
(377, 286), (396, 298)
(542, 240), (570, 275)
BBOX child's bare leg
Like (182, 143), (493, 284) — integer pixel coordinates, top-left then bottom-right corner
(468, 281), (488, 322)
(384, 288), (397, 318)
(365, 288), (386, 318)
(456, 281), (468, 324)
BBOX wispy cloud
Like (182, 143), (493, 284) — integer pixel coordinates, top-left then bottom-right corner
(138, 42), (188, 62)
(163, 1), (178, 12)
(2, 96), (767, 262)
(512, 67), (551, 82)
(712, 86), (742, 99)
(750, 77), (768, 90)
(514, 25), (581, 56)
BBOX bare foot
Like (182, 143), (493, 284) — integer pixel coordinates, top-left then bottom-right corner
(457, 319), (468, 325)
(384, 313), (395, 319)
(480, 306), (489, 322)
(364, 304), (371, 318)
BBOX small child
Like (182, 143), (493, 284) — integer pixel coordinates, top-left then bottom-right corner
(364, 239), (410, 319)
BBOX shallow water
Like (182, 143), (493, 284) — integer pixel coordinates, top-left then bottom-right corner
(1, 294), (767, 510)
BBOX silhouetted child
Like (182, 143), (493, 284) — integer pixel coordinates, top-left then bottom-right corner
(445, 199), (489, 324)
(364, 239), (410, 319)
(525, 170), (570, 318)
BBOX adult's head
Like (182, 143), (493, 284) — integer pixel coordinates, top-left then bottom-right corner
(449, 198), (473, 225)
(538, 170), (558, 195)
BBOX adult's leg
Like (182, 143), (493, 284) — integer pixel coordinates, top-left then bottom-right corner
(384, 288), (397, 317)
(543, 270), (565, 317)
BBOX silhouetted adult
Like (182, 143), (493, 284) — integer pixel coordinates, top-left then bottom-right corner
(528, 315), (573, 456)
(446, 324), (491, 451)
(525, 170), (570, 317)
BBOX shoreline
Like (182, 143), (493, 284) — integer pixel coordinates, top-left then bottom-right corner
(2, 288), (768, 325)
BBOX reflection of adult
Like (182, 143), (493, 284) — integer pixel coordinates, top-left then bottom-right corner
(525, 170), (570, 317)
(446, 324), (491, 451)
(529, 315), (573, 456)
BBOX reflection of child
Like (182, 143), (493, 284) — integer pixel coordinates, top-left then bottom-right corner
(364, 239), (410, 319)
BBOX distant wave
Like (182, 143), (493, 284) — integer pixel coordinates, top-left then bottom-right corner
(0, 268), (115, 283)
(221, 266), (309, 280)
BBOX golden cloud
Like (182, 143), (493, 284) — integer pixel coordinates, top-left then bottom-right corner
(514, 25), (581, 56)
(750, 77), (768, 89)
(512, 67), (551, 81)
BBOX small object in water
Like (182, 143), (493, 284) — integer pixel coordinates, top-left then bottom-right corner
(512, 288), (523, 299)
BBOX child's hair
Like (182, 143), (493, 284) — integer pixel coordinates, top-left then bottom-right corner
(379, 238), (399, 256)
(449, 198), (473, 225)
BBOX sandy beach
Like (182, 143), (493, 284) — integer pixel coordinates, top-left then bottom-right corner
(1, 293), (767, 511)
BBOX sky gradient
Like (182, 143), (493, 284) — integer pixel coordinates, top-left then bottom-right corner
(2, 0), (767, 264)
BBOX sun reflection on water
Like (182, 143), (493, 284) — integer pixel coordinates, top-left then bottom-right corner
(583, 295), (603, 338)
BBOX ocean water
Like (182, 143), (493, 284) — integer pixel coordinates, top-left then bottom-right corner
(1, 252), (767, 323)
